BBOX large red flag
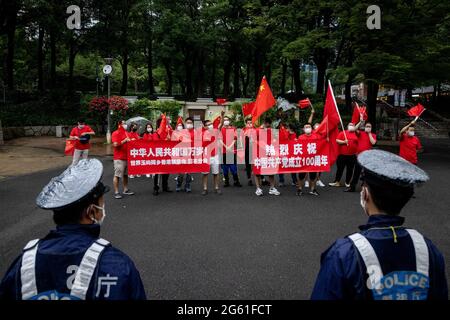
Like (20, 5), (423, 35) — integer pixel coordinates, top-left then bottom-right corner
(351, 102), (368, 124)
(298, 98), (312, 109)
(157, 114), (168, 139)
(216, 98), (227, 106)
(242, 102), (255, 117)
(407, 103), (426, 117)
(322, 81), (343, 165)
(252, 76), (276, 124)
(212, 116), (221, 129)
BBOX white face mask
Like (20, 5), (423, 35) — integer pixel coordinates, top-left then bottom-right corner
(223, 120), (230, 126)
(304, 127), (312, 134)
(122, 124), (128, 131)
(348, 125), (355, 132)
(365, 127), (372, 133)
(186, 123), (194, 129)
(208, 125), (213, 130)
(147, 128), (153, 133)
(78, 124), (85, 129)
(167, 119), (172, 124)
(92, 204), (106, 225)
(177, 125), (183, 131)
(408, 131), (415, 137)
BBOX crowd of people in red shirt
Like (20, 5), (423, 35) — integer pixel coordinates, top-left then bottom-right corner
(69, 111), (422, 199)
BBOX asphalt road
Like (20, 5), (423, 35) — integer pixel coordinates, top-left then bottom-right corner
(1, 139), (449, 299)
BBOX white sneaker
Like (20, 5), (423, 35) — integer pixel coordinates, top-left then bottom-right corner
(146, 174), (151, 178)
(129, 175), (135, 179)
(136, 175), (141, 178)
(255, 188), (263, 196)
(304, 181), (309, 188)
(269, 187), (280, 196)
(345, 183), (351, 188)
(317, 180), (325, 187)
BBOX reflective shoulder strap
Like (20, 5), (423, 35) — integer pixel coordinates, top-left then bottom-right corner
(20, 239), (40, 300)
(348, 233), (383, 284)
(405, 229), (429, 277)
(70, 238), (110, 300)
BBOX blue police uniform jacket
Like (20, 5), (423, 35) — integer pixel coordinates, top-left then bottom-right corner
(311, 215), (448, 300)
(0, 224), (147, 300)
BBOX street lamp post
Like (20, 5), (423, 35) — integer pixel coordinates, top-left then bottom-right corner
(103, 58), (113, 143)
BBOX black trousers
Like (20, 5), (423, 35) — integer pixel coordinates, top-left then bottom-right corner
(334, 154), (357, 184)
(350, 162), (363, 189)
(298, 172), (318, 181)
(154, 174), (169, 191)
(245, 139), (252, 179)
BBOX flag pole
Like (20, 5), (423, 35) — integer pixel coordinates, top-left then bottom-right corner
(328, 80), (348, 144)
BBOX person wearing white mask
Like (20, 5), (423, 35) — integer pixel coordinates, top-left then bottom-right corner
(218, 112), (242, 188)
(69, 120), (95, 166)
(311, 150), (447, 300)
(0, 159), (146, 300)
(201, 119), (222, 195)
(346, 122), (377, 192)
(399, 116), (422, 164)
(296, 123), (320, 196)
(176, 117), (195, 192)
(329, 121), (361, 188)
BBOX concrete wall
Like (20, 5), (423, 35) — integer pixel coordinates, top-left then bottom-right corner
(2, 124), (105, 141)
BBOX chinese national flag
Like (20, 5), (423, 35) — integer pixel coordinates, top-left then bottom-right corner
(298, 98), (312, 109)
(176, 116), (184, 127)
(351, 102), (368, 124)
(242, 102), (255, 117)
(252, 76), (276, 125)
(212, 116), (221, 129)
(407, 103), (426, 117)
(321, 81), (342, 165)
(216, 98), (227, 106)
(157, 114), (168, 140)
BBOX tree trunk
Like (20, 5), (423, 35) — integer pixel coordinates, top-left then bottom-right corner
(184, 50), (194, 99)
(49, 30), (57, 88)
(280, 59), (287, 95)
(315, 60), (327, 94)
(120, 49), (129, 95)
(211, 47), (216, 98)
(195, 51), (205, 97)
(290, 59), (302, 98)
(163, 60), (172, 96)
(254, 50), (262, 95)
(366, 80), (379, 131)
(233, 49), (241, 98)
(5, 4), (17, 90)
(68, 38), (77, 94)
(223, 54), (232, 97)
(37, 26), (45, 93)
(147, 38), (155, 95)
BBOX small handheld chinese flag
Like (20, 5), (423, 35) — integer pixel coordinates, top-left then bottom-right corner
(298, 98), (312, 109)
(176, 116), (184, 127)
(212, 116), (221, 129)
(351, 102), (368, 124)
(252, 76), (276, 125)
(157, 114), (168, 139)
(407, 103), (426, 117)
(242, 102), (255, 117)
(216, 98), (227, 106)
(64, 140), (75, 156)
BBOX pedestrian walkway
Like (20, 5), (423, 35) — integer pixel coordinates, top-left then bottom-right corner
(0, 136), (112, 179)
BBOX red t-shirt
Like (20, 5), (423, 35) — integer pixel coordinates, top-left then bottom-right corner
(399, 133), (422, 164)
(203, 128), (219, 157)
(297, 132), (320, 140)
(112, 129), (129, 160)
(70, 125), (94, 150)
(289, 132), (297, 141)
(357, 131), (377, 153)
(337, 130), (359, 155)
(142, 132), (157, 141)
(221, 127), (237, 154)
(128, 131), (140, 141)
